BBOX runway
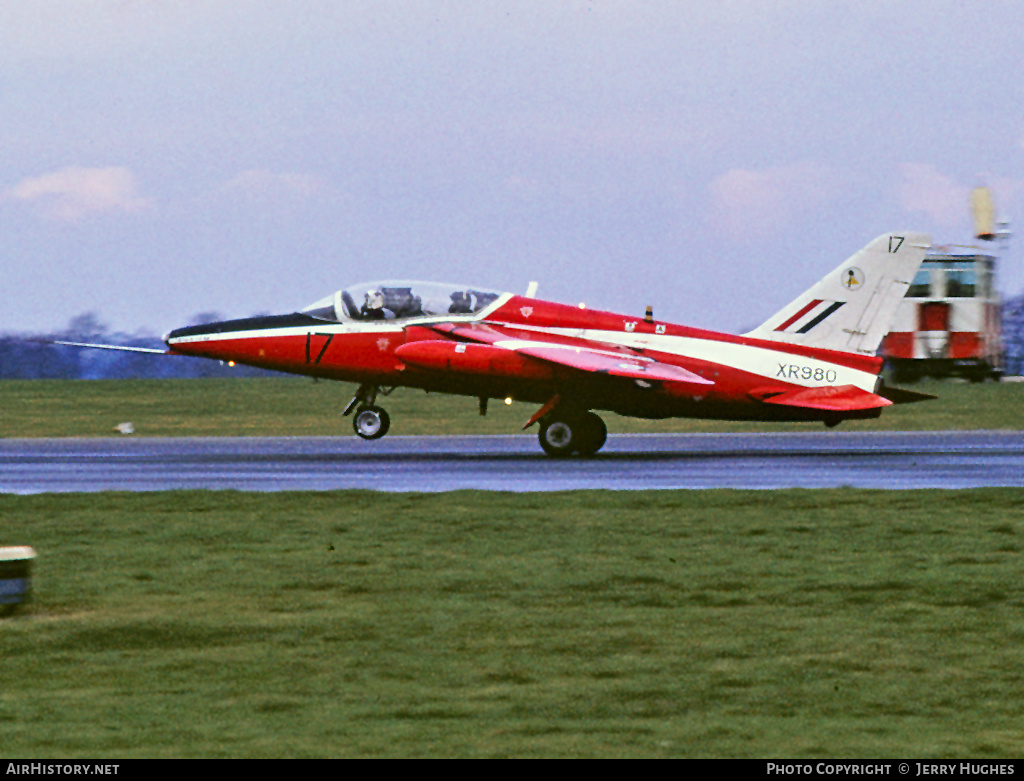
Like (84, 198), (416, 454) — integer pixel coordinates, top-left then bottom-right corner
(2, 431), (1023, 493)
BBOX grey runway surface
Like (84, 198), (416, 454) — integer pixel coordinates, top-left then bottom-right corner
(2, 431), (1023, 493)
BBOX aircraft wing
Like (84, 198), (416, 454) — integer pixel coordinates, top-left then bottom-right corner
(750, 384), (892, 412)
(494, 341), (713, 384)
(430, 323), (713, 386)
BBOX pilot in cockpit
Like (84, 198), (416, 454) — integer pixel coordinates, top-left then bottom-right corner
(449, 291), (473, 314)
(361, 289), (387, 320)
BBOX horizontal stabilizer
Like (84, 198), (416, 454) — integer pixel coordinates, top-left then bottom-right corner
(751, 384), (892, 412)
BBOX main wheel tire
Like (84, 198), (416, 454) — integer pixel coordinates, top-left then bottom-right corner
(538, 416), (578, 457)
(538, 411), (607, 457)
(575, 411), (607, 456)
(353, 406), (391, 440)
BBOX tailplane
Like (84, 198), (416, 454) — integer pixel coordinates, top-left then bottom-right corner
(744, 233), (930, 355)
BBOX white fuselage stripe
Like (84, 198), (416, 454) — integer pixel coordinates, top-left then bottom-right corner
(505, 325), (878, 391)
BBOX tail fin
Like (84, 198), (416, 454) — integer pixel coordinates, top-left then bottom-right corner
(743, 233), (930, 355)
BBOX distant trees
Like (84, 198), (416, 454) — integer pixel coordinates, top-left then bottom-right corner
(1003, 294), (1024, 376)
(0, 312), (283, 380)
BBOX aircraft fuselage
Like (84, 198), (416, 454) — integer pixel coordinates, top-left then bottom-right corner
(166, 294), (884, 424)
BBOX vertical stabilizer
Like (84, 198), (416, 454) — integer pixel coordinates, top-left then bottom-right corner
(743, 233), (930, 355)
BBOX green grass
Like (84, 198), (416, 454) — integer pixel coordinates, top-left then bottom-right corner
(2, 489), (1024, 758)
(2, 379), (1022, 756)
(1, 377), (1023, 438)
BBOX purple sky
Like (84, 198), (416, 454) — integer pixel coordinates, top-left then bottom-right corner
(3, 0), (1022, 338)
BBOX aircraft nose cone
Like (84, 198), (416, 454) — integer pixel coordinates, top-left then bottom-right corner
(163, 311), (327, 353)
(163, 322), (217, 349)
(163, 320), (240, 354)
(165, 322), (225, 340)
(163, 326), (184, 346)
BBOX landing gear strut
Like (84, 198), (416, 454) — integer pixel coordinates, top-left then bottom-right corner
(538, 410), (607, 457)
(345, 384), (393, 440)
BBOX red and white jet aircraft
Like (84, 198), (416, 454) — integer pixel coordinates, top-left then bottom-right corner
(131, 231), (931, 456)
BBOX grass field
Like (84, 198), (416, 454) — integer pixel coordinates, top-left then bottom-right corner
(2, 378), (1023, 757)
(1, 376), (1023, 438)
(2, 489), (1024, 758)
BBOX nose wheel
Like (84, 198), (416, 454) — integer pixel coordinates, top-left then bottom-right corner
(353, 405), (391, 440)
(345, 384), (394, 440)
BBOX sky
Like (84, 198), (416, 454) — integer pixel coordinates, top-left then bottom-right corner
(3, 0), (1024, 338)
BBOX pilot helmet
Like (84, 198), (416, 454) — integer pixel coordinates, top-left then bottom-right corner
(365, 289), (384, 310)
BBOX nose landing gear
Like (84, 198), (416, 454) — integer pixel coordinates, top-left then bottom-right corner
(345, 384), (394, 440)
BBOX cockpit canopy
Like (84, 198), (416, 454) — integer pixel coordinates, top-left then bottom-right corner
(301, 280), (506, 323)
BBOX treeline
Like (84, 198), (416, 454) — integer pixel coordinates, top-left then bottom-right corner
(0, 313), (282, 380)
(1004, 295), (1024, 376)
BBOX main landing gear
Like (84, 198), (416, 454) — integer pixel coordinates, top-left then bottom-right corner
(538, 409), (607, 458)
(344, 384), (392, 440)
